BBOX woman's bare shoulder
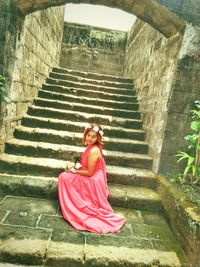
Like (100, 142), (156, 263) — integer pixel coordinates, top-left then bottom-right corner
(90, 146), (101, 154)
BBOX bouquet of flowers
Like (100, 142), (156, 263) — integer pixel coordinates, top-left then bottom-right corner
(65, 154), (82, 172)
(74, 155), (82, 170)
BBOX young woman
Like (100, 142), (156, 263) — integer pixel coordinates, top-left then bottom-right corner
(58, 123), (126, 234)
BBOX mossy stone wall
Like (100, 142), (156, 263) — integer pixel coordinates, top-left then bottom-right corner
(123, 19), (183, 173)
(60, 22), (127, 76)
(0, 6), (64, 152)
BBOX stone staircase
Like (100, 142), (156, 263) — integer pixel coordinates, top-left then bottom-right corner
(0, 67), (188, 266)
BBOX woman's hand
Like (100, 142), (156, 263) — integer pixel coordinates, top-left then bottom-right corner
(74, 162), (82, 170)
(65, 161), (75, 172)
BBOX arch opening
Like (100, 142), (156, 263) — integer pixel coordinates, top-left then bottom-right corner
(15, 0), (186, 38)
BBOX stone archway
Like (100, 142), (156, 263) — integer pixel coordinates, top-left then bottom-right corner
(14, 0), (186, 38)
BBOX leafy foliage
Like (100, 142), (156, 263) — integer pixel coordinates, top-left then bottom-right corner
(175, 101), (200, 185)
(169, 170), (200, 206)
(74, 155), (81, 163)
(0, 75), (10, 103)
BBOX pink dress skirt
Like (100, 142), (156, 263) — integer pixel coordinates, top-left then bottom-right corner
(58, 144), (126, 234)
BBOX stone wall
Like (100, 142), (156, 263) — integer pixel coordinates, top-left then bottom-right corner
(157, 0), (200, 26)
(0, 6), (64, 152)
(159, 25), (200, 173)
(0, 0), (15, 75)
(123, 19), (183, 173)
(157, 176), (200, 267)
(60, 22), (127, 76)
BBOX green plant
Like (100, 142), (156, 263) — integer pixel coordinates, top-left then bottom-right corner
(0, 75), (10, 103)
(175, 101), (200, 184)
(192, 199), (200, 206)
(169, 170), (185, 184)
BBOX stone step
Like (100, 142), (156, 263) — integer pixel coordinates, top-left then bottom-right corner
(0, 172), (160, 211)
(47, 77), (135, 95)
(21, 115), (146, 140)
(53, 67), (133, 83)
(38, 89), (139, 110)
(42, 83), (137, 102)
(14, 126), (148, 154)
(34, 97), (141, 119)
(0, 154), (155, 188)
(28, 105), (143, 129)
(0, 194), (188, 267)
(5, 139), (152, 169)
(49, 71), (133, 89)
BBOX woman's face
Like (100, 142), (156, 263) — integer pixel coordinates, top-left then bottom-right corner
(85, 130), (98, 145)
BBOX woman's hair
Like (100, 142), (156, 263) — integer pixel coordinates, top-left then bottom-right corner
(83, 123), (104, 147)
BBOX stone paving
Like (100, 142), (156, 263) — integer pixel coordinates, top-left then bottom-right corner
(0, 193), (187, 266)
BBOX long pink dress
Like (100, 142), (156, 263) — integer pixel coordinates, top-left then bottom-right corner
(58, 144), (126, 234)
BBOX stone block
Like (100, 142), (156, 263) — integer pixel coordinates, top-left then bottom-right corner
(86, 233), (153, 250)
(181, 0), (200, 21)
(0, 175), (24, 195)
(166, 113), (191, 132)
(16, 102), (28, 118)
(0, 196), (59, 227)
(169, 92), (193, 114)
(45, 240), (85, 267)
(0, 225), (51, 265)
(0, 210), (7, 222)
(9, 82), (24, 101)
(21, 177), (52, 198)
(157, 176), (200, 265)
(141, 211), (168, 227)
(114, 207), (144, 225)
(60, 23), (126, 76)
(0, 4), (65, 149)
(5, 103), (16, 118)
(37, 214), (72, 232)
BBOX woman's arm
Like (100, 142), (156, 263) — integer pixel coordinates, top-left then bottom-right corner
(74, 147), (101, 176)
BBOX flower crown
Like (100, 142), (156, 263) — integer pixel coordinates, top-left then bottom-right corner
(86, 124), (104, 137)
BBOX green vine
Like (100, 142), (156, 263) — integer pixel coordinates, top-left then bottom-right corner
(0, 75), (10, 103)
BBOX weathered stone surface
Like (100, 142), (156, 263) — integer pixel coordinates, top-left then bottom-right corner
(157, 0), (200, 26)
(109, 184), (161, 211)
(49, 71), (133, 88)
(38, 89), (139, 111)
(21, 115), (145, 140)
(0, 210), (7, 222)
(53, 67), (133, 83)
(0, 154), (154, 182)
(60, 23), (127, 76)
(0, 196), (59, 227)
(28, 105), (143, 129)
(46, 77), (134, 95)
(157, 176), (200, 266)
(124, 18), (183, 173)
(0, 225), (51, 265)
(0, 171), (160, 212)
(42, 83), (137, 102)
(85, 244), (182, 267)
(8, 127), (149, 153)
(45, 241), (85, 266)
(129, 22), (200, 174)
(15, 0), (186, 37)
(34, 98), (141, 119)
(4, 140), (152, 170)
(159, 25), (200, 174)
(0, 5), (64, 153)
(0, 194), (187, 266)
